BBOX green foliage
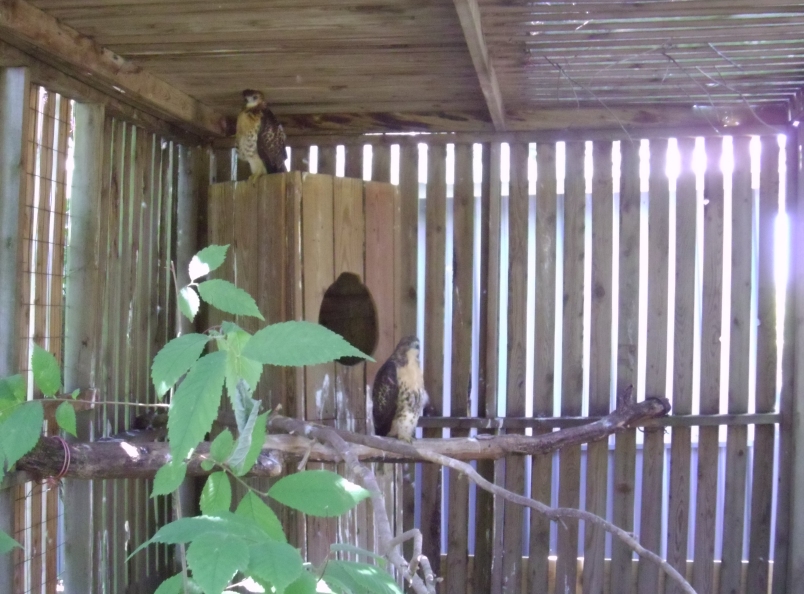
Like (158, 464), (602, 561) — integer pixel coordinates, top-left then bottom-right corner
(323, 561), (404, 594)
(151, 333), (211, 398)
(154, 573), (203, 594)
(189, 244), (229, 282)
(152, 460), (188, 498)
(167, 351), (227, 460)
(247, 540), (305, 593)
(198, 279), (264, 321)
(243, 321), (373, 366)
(268, 470), (371, 518)
(199, 472), (231, 515)
(186, 532), (249, 594)
(235, 492), (285, 542)
(178, 286), (200, 322)
(1, 244), (400, 594)
(0, 529), (22, 554)
(32, 345), (61, 396)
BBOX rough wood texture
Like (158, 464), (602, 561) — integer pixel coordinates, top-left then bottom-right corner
(665, 137), (697, 594)
(583, 140), (613, 594)
(452, 0), (506, 130)
(556, 140), (585, 593)
(637, 138), (669, 593)
(0, 0), (224, 136)
(501, 141), (528, 594)
(747, 135), (781, 594)
(19, 396), (670, 476)
(610, 140), (640, 594)
(718, 136), (752, 594)
(528, 141), (557, 594)
(422, 143), (447, 576)
(692, 137), (725, 594)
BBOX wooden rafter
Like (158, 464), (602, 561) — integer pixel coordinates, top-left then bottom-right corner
(0, 0), (225, 137)
(452, 0), (507, 131)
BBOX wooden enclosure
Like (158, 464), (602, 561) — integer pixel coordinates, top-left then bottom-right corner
(1, 1), (804, 594)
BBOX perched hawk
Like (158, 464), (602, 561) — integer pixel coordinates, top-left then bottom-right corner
(372, 336), (428, 443)
(236, 89), (287, 178)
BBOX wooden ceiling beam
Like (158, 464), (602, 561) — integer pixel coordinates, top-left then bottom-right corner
(0, 0), (225, 137)
(452, 0), (507, 131)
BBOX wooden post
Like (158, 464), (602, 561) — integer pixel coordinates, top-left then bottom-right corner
(62, 101), (105, 594)
(0, 65), (30, 594)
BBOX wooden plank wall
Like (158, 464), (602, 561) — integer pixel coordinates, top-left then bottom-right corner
(275, 132), (789, 594)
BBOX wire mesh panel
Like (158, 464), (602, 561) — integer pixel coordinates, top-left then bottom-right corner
(13, 85), (72, 594)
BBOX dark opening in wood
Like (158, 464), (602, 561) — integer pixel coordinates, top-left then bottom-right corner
(318, 272), (378, 366)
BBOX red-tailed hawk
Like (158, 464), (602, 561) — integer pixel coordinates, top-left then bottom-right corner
(236, 89), (287, 178)
(372, 336), (428, 443)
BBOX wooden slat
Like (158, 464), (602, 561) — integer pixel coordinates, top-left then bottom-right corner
(636, 138), (669, 593)
(556, 140), (585, 592)
(318, 145), (337, 177)
(692, 137), (725, 594)
(583, 140), (613, 594)
(300, 173), (337, 566)
(396, 143), (418, 564)
(344, 145), (363, 179)
(501, 141), (528, 593)
(610, 139), (640, 594)
(718, 136), (752, 594)
(0, 0), (224, 136)
(445, 143), (474, 594)
(421, 142), (447, 576)
(665, 137), (697, 594)
(746, 135), (780, 594)
(290, 145), (307, 172)
(371, 144), (390, 183)
(528, 141), (557, 593)
(452, 0), (507, 130)
(475, 141), (501, 593)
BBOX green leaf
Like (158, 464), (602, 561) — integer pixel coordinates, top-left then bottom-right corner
(179, 286), (201, 322)
(247, 540), (304, 593)
(231, 379), (258, 434)
(268, 470), (370, 518)
(200, 472), (231, 515)
(168, 350), (227, 460)
(31, 345), (61, 396)
(329, 544), (387, 568)
(0, 401), (43, 471)
(151, 460), (187, 497)
(232, 412), (268, 477)
(0, 375), (26, 421)
(224, 328), (263, 398)
(129, 512), (273, 559)
(200, 459), (215, 472)
(235, 491), (285, 542)
(229, 383), (260, 469)
(151, 333), (210, 398)
(285, 571), (319, 594)
(154, 573), (203, 594)
(189, 244), (229, 282)
(197, 279), (264, 321)
(70, 388), (80, 400)
(243, 321), (372, 367)
(55, 401), (77, 437)
(323, 561), (403, 594)
(0, 529), (22, 554)
(209, 429), (235, 464)
(186, 532), (248, 594)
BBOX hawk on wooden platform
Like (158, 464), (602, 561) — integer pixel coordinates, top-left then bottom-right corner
(372, 336), (428, 443)
(236, 89), (287, 178)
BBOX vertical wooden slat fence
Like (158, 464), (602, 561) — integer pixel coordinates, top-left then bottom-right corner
(241, 129), (795, 594)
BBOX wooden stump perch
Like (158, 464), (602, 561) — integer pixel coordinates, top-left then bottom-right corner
(17, 386), (669, 480)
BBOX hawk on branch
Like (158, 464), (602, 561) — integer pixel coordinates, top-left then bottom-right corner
(371, 336), (428, 443)
(236, 89), (287, 178)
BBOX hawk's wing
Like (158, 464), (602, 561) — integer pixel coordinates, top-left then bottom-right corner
(257, 107), (287, 173)
(372, 359), (398, 437)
